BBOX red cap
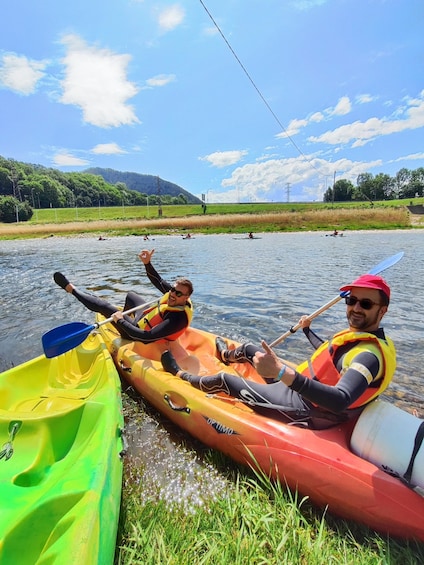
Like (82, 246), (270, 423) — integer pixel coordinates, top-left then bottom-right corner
(340, 274), (390, 300)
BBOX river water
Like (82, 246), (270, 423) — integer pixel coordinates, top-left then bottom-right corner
(1, 230), (423, 508)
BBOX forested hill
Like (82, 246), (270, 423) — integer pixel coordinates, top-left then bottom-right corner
(85, 167), (202, 204)
(0, 155), (204, 222)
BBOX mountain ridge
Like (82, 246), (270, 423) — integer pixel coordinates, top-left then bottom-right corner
(84, 167), (202, 204)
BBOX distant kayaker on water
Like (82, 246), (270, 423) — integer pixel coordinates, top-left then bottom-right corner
(53, 249), (194, 345)
(162, 274), (396, 429)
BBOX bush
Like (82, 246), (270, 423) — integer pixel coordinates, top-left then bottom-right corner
(0, 196), (33, 222)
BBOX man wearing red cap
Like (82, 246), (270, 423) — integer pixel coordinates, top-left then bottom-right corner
(162, 274), (396, 429)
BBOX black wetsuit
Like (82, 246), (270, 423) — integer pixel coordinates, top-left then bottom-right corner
(71, 262), (190, 343)
(179, 327), (386, 429)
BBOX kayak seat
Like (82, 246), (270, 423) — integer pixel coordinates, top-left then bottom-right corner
(0, 401), (104, 488)
(46, 341), (108, 394)
(0, 340), (112, 413)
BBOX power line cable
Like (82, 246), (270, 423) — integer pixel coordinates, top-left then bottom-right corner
(198, 0), (322, 176)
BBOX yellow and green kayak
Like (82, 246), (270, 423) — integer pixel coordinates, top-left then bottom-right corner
(0, 332), (124, 565)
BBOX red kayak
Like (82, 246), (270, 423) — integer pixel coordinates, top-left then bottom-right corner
(97, 319), (424, 542)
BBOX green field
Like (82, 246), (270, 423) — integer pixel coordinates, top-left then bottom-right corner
(1, 199), (423, 240)
(27, 198), (423, 224)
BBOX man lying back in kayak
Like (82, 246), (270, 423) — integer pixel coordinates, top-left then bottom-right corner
(53, 248), (193, 346)
(162, 274), (396, 429)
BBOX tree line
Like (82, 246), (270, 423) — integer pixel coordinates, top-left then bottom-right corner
(0, 156), (189, 223)
(323, 168), (424, 203)
(1, 155), (423, 223)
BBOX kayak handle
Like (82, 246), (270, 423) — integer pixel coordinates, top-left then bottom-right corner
(164, 394), (191, 414)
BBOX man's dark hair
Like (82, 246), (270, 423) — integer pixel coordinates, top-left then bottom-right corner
(379, 290), (389, 306)
(176, 277), (193, 296)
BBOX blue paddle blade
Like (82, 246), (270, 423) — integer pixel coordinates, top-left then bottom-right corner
(338, 252), (405, 298)
(42, 321), (96, 358)
(367, 251), (404, 276)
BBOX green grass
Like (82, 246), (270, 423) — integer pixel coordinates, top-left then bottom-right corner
(27, 198), (424, 225)
(116, 457), (424, 564)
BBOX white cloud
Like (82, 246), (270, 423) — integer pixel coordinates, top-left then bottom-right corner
(91, 143), (126, 155)
(277, 96), (352, 139)
(59, 34), (140, 128)
(158, 5), (185, 32)
(291, 0), (329, 10)
(331, 96), (351, 116)
(199, 150), (248, 168)
(310, 111), (324, 123)
(283, 118), (308, 137)
(391, 152), (424, 163)
(0, 53), (46, 95)
(256, 152), (279, 161)
(356, 93), (377, 104)
(203, 25), (219, 36)
(52, 152), (90, 166)
(309, 91), (424, 147)
(145, 74), (176, 88)
(214, 154), (382, 203)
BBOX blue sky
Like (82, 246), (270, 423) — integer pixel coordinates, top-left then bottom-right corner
(1, 0), (423, 203)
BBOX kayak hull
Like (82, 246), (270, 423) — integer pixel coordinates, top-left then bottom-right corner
(0, 333), (124, 565)
(97, 320), (424, 542)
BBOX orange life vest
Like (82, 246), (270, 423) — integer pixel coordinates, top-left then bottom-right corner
(295, 329), (396, 409)
(137, 292), (193, 341)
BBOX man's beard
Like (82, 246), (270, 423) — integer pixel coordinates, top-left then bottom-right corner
(347, 311), (378, 331)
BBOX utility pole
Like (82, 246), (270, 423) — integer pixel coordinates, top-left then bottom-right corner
(286, 182), (291, 202)
(332, 171), (336, 206)
(157, 176), (162, 217)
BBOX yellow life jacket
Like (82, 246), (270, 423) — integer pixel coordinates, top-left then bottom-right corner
(137, 292), (193, 341)
(295, 329), (396, 409)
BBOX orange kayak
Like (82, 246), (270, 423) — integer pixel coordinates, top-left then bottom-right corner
(97, 318), (424, 542)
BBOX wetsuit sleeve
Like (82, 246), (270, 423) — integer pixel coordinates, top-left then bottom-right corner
(302, 327), (325, 350)
(115, 310), (188, 343)
(144, 262), (172, 294)
(289, 350), (380, 412)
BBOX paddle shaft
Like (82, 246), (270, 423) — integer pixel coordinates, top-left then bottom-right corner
(269, 251), (404, 348)
(269, 292), (348, 347)
(95, 299), (156, 329)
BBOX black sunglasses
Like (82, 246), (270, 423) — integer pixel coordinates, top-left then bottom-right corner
(345, 296), (381, 310)
(169, 286), (187, 298)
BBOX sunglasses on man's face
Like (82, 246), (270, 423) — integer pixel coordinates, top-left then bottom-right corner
(169, 286), (188, 298)
(345, 296), (381, 310)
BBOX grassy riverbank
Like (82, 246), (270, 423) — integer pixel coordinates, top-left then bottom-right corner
(1, 201), (424, 240)
(117, 432), (424, 564)
(120, 474), (422, 564)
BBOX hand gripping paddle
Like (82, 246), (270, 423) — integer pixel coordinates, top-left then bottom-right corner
(269, 252), (404, 348)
